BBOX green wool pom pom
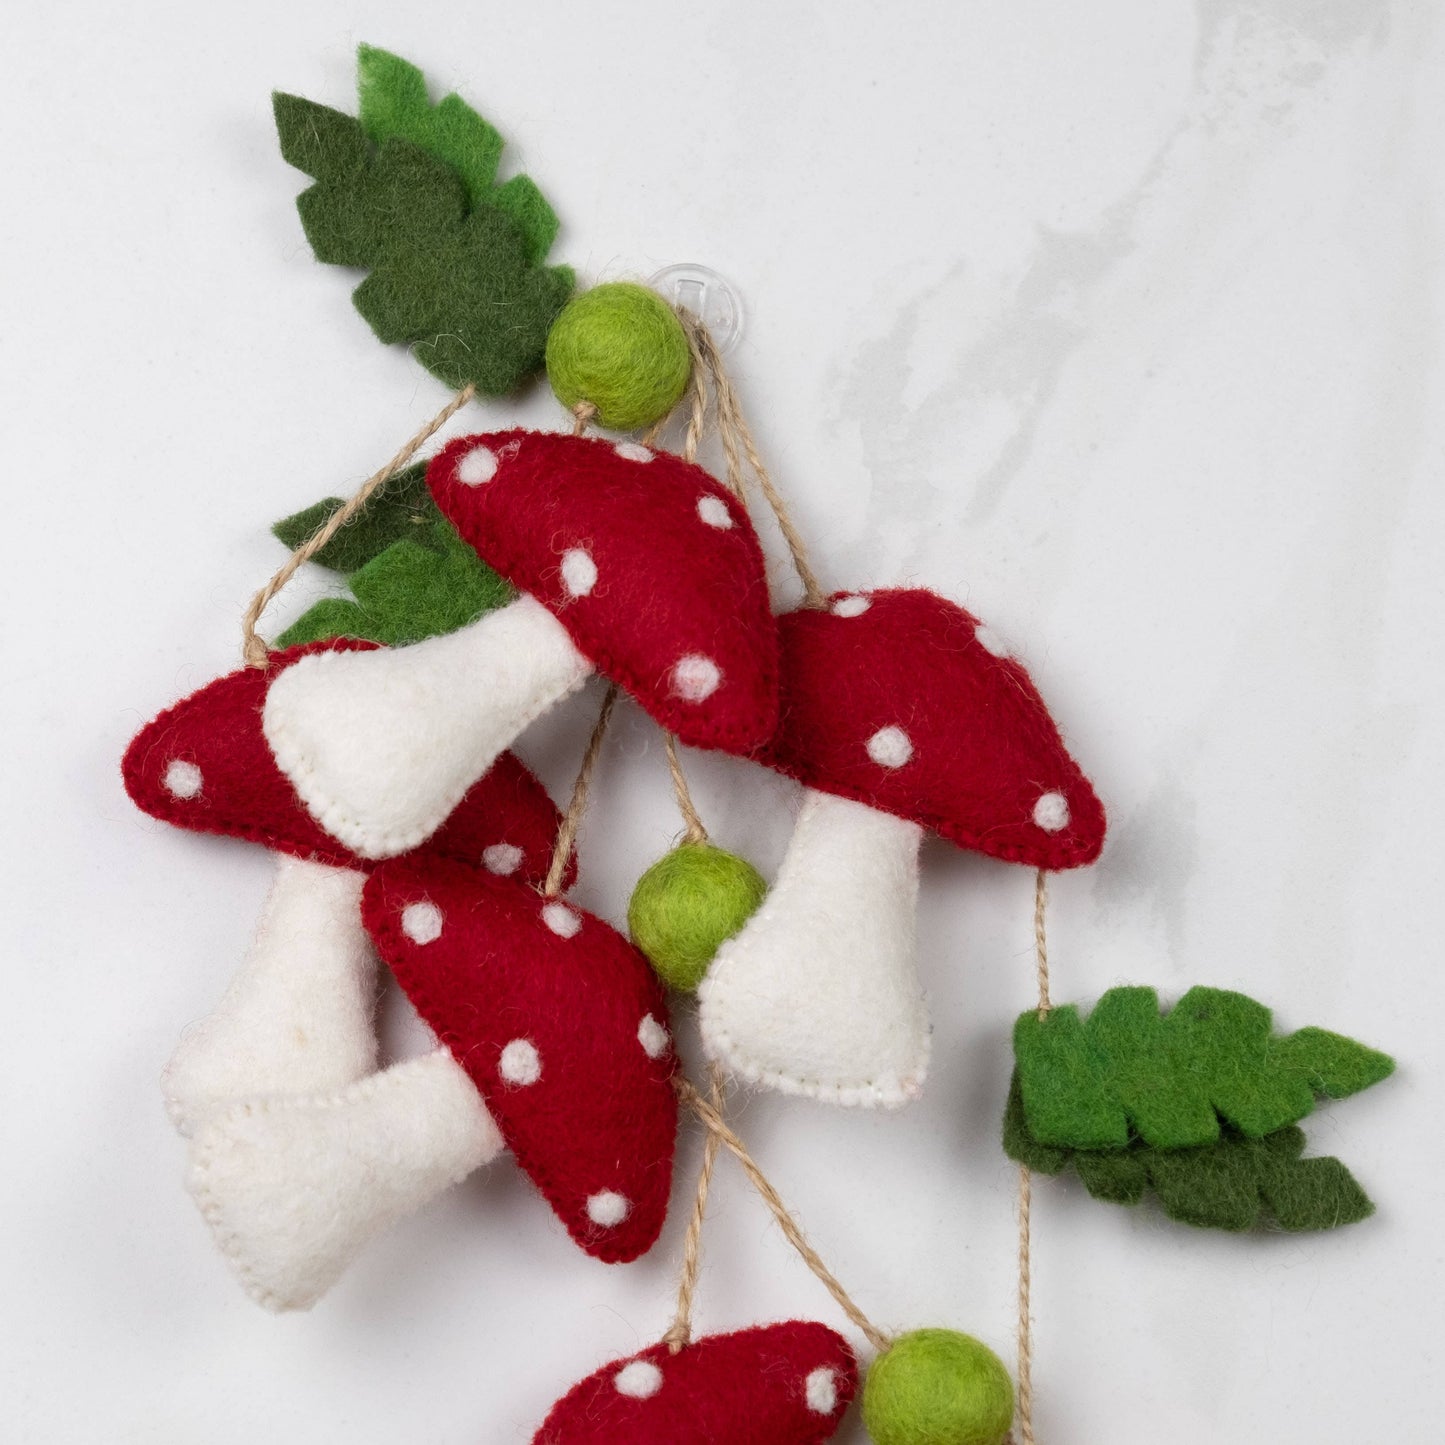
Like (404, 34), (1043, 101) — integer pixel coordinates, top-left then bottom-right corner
(627, 842), (767, 991)
(546, 282), (691, 430)
(862, 1330), (1015, 1445)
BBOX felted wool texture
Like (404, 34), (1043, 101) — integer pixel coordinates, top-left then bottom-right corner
(1002, 1077), (1376, 1232)
(428, 430), (780, 754)
(274, 93), (573, 396)
(758, 589), (1106, 870)
(698, 790), (931, 1108)
(532, 1321), (858, 1444)
(277, 530), (515, 650)
(1013, 985), (1396, 1151)
(862, 1330), (1014, 1445)
(262, 597), (592, 859)
(188, 1049), (502, 1311)
(627, 842), (767, 991)
(364, 856), (678, 1262)
(355, 45), (559, 264)
(124, 641), (571, 880)
(545, 284), (692, 431)
(162, 857), (378, 1137)
(272, 462), (440, 574)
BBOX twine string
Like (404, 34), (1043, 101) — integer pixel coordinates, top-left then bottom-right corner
(680, 316), (826, 608)
(676, 1076), (892, 1355)
(240, 383), (477, 667)
(662, 1065), (726, 1352)
(663, 735), (708, 844)
(1015, 868), (1053, 1445)
(543, 685), (618, 898)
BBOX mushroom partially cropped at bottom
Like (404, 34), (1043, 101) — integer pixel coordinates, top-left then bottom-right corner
(531, 1321), (858, 1445)
(699, 588), (1106, 1107)
(363, 854), (679, 1263)
(122, 641), (568, 1134)
(261, 430), (779, 860)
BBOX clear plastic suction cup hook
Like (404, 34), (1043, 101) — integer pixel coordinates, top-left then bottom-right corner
(649, 265), (744, 354)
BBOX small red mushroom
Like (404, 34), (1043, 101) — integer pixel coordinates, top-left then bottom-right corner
(699, 588), (1106, 1107)
(362, 854), (679, 1263)
(260, 430), (779, 860)
(531, 1322), (858, 1444)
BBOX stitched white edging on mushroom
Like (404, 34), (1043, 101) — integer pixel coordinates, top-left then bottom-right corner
(187, 1049), (502, 1312)
(698, 790), (930, 1108)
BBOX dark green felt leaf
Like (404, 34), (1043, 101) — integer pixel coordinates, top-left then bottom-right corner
(1001, 1077), (1375, 1233)
(1015, 985), (1394, 1150)
(272, 463), (442, 573)
(274, 71), (573, 396)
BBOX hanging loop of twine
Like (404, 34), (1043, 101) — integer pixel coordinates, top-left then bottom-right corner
(240, 383), (477, 668)
(543, 685), (619, 898)
(676, 1076), (893, 1355)
(663, 735), (708, 844)
(1015, 868), (1053, 1445)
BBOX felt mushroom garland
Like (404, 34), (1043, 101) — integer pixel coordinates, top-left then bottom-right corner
(119, 42), (1402, 1444)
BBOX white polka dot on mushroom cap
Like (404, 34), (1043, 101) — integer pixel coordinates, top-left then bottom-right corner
(499, 1038), (542, 1086)
(614, 442), (653, 463)
(637, 1014), (670, 1059)
(974, 623), (1013, 659)
(586, 1190), (631, 1227)
(560, 547), (598, 598)
(163, 759), (203, 799)
(456, 444), (498, 485)
(867, 725), (914, 769)
(1033, 792), (1070, 832)
(542, 901), (582, 938)
(614, 1361), (663, 1400)
(401, 901), (443, 944)
(831, 594), (871, 618)
(805, 1368), (839, 1414)
(482, 843), (524, 876)
(696, 494), (733, 529)
(671, 654), (721, 702)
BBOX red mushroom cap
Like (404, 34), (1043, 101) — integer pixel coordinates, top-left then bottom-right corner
(122, 643), (571, 886)
(759, 588), (1106, 869)
(427, 430), (779, 753)
(361, 855), (678, 1263)
(531, 1322), (858, 1445)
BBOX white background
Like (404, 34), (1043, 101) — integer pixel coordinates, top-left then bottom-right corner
(3, 2), (1442, 1441)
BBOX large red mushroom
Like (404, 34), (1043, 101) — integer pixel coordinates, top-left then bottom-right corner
(699, 587), (1105, 1107)
(261, 431), (779, 859)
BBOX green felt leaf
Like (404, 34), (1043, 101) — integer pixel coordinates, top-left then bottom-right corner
(274, 65), (573, 396)
(1014, 985), (1394, 1150)
(275, 515), (513, 649)
(1002, 1077), (1375, 1233)
(272, 463), (443, 573)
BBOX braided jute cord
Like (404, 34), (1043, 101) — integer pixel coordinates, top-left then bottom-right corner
(676, 1075), (893, 1356)
(1015, 868), (1052, 1445)
(240, 382), (478, 667)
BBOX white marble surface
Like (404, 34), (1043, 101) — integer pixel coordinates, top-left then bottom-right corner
(3, 2), (1441, 1440)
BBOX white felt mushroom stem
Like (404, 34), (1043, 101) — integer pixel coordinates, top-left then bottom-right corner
(698, 789), (931, 1108)
(263, 595), (593, 859)
(187, 1048), (503, 1312)
(162, 857), (378, 1137)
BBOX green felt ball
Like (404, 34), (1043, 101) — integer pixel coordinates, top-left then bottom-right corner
(627, 842), (767, 991)
(545, 282), (691, 430)
(862, 1331), (1015, 1445)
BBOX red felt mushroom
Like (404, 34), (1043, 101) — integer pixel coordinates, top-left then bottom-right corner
(699, 587), (1106, 1107)
(123, 644), (572, 1310)
(260, 430), (779, 860)
(123, 641), (568, 1132)
(531, 1322), (858, 1444)
(362, 854), (679, 1263)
